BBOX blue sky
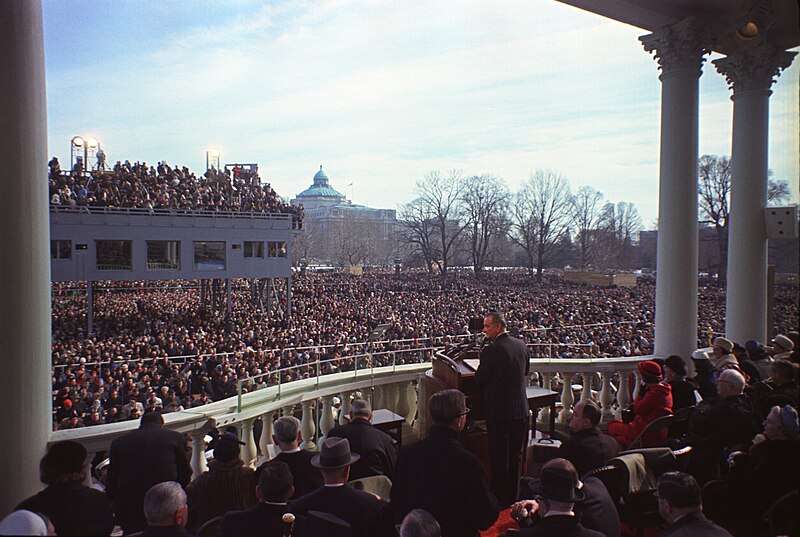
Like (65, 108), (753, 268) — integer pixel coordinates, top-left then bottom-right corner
(43, 0), (798, 227)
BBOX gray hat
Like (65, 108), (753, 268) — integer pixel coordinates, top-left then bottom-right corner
(713, 337), (733, 353)
(773, 334), (794, 351)
(311, 437), (360, 469)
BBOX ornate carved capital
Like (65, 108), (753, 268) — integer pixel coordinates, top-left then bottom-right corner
(713, 44), (797, 94)
(640, 17), (709, 79)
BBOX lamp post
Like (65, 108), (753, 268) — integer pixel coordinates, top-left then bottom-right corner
(206, 148), (220, 172)
(70, 135), (101, 175)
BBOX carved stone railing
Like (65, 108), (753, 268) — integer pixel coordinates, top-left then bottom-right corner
(51, 351), (653, 482)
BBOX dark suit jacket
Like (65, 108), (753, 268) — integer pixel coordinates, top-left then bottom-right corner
(106, 423), (193, 532)
(556, 426), (619, 477)
(290, 484), (389, 537)
(16, 482), (115, 536)
(218, 502), (305, 537)
(658, 511), (733, 537)
(391, 425), (499, 537)
(511, 514), (605, 537)
(327, 419), (398, 480)
(259, 449), (322, 500)
(475, 332), (530, 422)
(579, 476), (621, 537)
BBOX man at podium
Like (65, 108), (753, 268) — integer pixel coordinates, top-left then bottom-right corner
(475, 313), (530, 507)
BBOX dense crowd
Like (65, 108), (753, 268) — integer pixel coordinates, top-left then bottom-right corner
(47, 157), (303, 226)
(50, 271), (799, 430)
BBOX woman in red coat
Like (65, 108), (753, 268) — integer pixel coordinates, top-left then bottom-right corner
(608, 360), (673, 448)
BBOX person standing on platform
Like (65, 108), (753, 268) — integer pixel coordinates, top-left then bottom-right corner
(475, 312), (530, 507)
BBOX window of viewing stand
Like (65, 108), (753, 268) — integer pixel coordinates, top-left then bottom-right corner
(244, 241), (264, 258)
(194, 241), (225, 270)
(268, 241), (287, 258)
(51, 240), (72, 260)
(96, 240), (132, 270)
(147, 241), (180, 270)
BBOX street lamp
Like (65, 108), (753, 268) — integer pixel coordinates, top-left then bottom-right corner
(206, 148), (221, 172)
(70, 135), (102, 174)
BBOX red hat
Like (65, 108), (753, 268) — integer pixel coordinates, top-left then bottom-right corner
(63, 399), (73, 408)
(638, 360), (662, 380)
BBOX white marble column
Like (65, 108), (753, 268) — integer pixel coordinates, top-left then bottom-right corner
(640, 18), (706, 360)
(714, 45), (796, 344)
(0, 1), (52, 515)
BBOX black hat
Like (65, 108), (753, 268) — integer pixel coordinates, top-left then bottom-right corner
(214, 431), (245, 462)
(311, 437), (360, 469)
(664, 355), (688, 377)
(44, 440), (87, 474)
(304, 511), (352, 537)
(530, 466), (585, 503)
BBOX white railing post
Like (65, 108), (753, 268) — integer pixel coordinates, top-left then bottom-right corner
(339, 391), (352, 425)
(319, 395), (335, 443)
(259, 411), (275, 462)
(632, 370), (643, 400)
(239, 419), (257, 468)
(396, 381), (411, 421)
(190, 431), (209, 479)
(283, 404), (295, 418)
(581, 371), (593, 402)
(558, 371), (574, 423)
(83, 450), (96, 488)
(617, 372), (631, 419)
(539, 373), (552, 425)
(599, 372), (615, 424)
(300, 400), (316, 450)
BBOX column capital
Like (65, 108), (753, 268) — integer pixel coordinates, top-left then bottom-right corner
(713, 44), (796, 94)
(640, 17), (709, 79)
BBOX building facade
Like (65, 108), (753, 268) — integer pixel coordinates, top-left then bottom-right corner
(291, 166), (398, 266)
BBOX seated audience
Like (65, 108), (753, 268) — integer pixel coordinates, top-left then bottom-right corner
(555, 399), (618, 477)
(656, 472), (732, 536)
(257, 416), (322, 499)
(327, 398), (398, 480)
(399, 509), (441, 537)
(142, 481), (196, 537)
(16, 440), (114, 536)
(608, 360), (673, 448)
(771, 334), (795, 361)
(744, 340), (772, 381)
(0, 510), (54, 536)
(687, 369), (761, 484)
(186, 431), (256, 531)
(392, 389), (499, 537)
(513, 458), (620, 537)
(218, 461), (305, 537)
(664, 355), (697, 411)
(289, 437), (389, 537)
(504, 464), (604, 537)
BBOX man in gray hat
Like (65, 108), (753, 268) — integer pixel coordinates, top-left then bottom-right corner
(290, 437), (389, 537)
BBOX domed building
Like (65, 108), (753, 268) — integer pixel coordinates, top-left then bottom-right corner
(291, 166), (397, 266)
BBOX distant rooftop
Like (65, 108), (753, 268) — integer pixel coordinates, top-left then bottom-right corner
(296, 165), (345, 199)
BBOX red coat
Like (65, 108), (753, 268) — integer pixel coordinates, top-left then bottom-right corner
(609, 382), (673, 447)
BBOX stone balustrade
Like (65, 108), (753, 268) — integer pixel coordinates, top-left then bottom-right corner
(51, 351), (653, 481)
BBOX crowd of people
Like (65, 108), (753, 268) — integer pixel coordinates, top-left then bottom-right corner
(47, 157), (303, 226)
(50, 271), (799, 430)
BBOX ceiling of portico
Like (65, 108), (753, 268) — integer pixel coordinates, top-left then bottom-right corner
(555, 0), (799, 54)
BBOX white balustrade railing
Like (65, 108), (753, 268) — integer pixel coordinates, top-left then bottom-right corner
(52, 351), (653, 479)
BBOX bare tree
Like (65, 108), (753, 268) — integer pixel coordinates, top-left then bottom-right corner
(404, 170), (467, 277)
(398, 196), (440, 273)
(329, 219), (370, 268)
(698, 154), (730, 280)
(569, 186), (605, 268)
(461, 175), (509, 276)
(509, 170), (572, 282)
(597, 201), (642, 269)
(768, 176), (791, 205)
(292, 226), (319, 265)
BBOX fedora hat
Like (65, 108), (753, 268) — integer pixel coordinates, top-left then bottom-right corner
(311, 437), (360, 470)
(529, 466), (585, 503)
